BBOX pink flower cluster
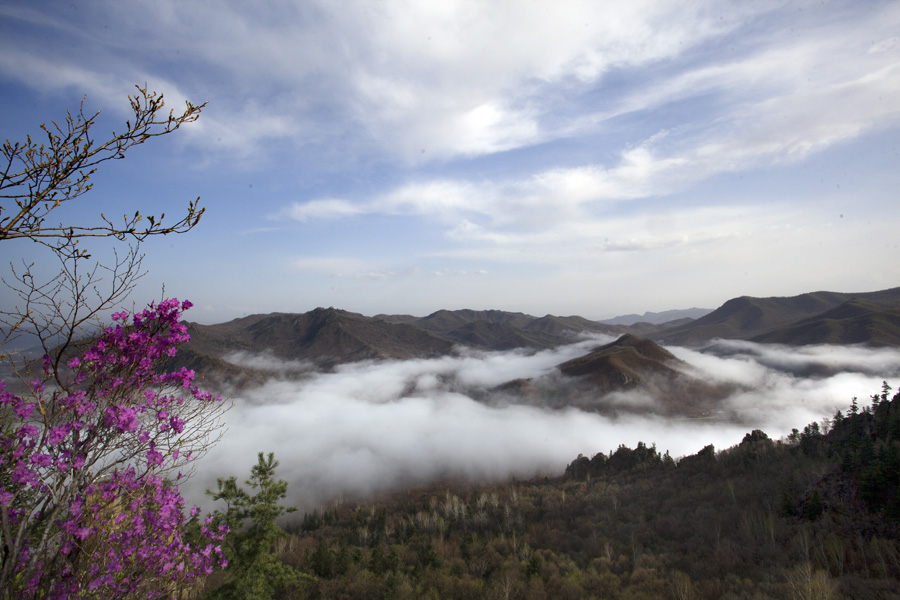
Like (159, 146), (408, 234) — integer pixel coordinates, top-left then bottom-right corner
(0, 299), (227, 599)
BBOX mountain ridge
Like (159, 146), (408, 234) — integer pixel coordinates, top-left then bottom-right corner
(655, 287), (900, 346)
(174, 287), (900, 387)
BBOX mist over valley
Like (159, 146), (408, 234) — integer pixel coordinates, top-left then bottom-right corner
(182, 287), (900, 512)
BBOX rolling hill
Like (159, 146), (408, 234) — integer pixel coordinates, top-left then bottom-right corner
(655, 287), (900, 346)
(494, 334), (733, 418)
(175, 307), (620, 383)
(751, 299), (900, 346)
(557, 333), (680, 388)
(177, 307), (455, 373)
(172, 286), (900, 390)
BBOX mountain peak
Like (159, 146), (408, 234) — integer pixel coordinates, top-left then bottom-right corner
(558, 334), (677, 382)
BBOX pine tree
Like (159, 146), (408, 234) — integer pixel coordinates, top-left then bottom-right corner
(206, 452), (312, 599)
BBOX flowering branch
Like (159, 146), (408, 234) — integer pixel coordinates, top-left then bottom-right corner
(0, 299), (227, 599)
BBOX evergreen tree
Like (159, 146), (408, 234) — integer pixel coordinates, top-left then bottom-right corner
(206, 452), (312, 599)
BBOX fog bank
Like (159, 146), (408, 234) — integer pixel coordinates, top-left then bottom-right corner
(183, 340), (900, 511)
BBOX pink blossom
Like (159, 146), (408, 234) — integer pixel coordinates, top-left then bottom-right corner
(17, 424), (39, 439)
(46, 425), (69, 446)
(1, 298), (227, 597)
(15, 403), (35, 419)
(170, 416), (185, 434)
(30, 453), (52, 468)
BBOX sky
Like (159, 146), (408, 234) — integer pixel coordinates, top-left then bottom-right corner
(1, 0), (899, 324)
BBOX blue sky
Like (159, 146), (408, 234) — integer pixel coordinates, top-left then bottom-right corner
(1, 0), (898, 324)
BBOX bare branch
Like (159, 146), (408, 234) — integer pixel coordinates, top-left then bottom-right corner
(0, 85), (207, 244)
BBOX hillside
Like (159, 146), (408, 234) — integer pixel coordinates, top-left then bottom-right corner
(656, 287), (900, 346)
(752, 299), (900, 346)
(557, 333), (680, 387)
(440, 321), (562, 351)
(495, 334), (733, 418)
(413, 309), (537, 335)
(179, 307), (455, 372)
(600, 307), (712, 326)
(404, 309), (622, 347)
(171, 286), (900, 387)
(177, 308), (624, 381)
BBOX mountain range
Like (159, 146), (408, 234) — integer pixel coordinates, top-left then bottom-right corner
(655, 287), (900, 346)
(173, 286), (900, 412)
(182, 286), (900, 365)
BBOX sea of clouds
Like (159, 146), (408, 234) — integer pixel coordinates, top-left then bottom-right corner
(182, 338), (900, 511)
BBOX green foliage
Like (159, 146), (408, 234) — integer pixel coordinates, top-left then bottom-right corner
(205, 452), (312, 599)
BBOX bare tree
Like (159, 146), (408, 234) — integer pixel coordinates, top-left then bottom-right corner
(1, 85), (204, 246)
(0, 86), (228, 599)
(1, 85), (206, 357)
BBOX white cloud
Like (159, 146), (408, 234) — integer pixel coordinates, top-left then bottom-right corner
(0, 0), (773, 159)
(869, 36), (900, 54)
(182, 338), (900, 510)
(0, 48), (164, 112)
(223, 351), (314, 375)
(286, 199), (364, 222)
(5, 0), (898, 169)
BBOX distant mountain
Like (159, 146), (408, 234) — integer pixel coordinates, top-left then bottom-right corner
(413, 309), (536, 334)
(751, 299), (900, 346)
(173, 286), (900, 387)
(600, 307), (712, 326)
(525, 314), (618, 337)
(495, 334), (733, 418)
(557, 333), (679, 388)
(372, 313), (419, 325)
(440, 321), (561, 351)
(376, 309), (623, 349)
(656, 287), (900, 346)
(179, 307), (455, 374)
(174, 307), (625, 387)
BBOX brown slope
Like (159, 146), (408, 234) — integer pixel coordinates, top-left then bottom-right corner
(373, 313), (420, 325)
(751, 299), (900, 346)
(413, 309), (536, 335)
(558, 334), (680, 389)
(657, 287), (900, 346)
(534, 334), (733, 417)
(446, 321), (561, 350)
(181, 307), (454, 370)
(408, 310), (621, 349)
(524, 314), (623, 337)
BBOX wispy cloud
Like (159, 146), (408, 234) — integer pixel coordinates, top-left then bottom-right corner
(286, 199), (365, 222)
(4, 1), (897, 172)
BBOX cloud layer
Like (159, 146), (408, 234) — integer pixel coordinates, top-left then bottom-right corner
(183, 340), (900, 511)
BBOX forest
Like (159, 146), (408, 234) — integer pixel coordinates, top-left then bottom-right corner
(197, 383), (900, 600)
